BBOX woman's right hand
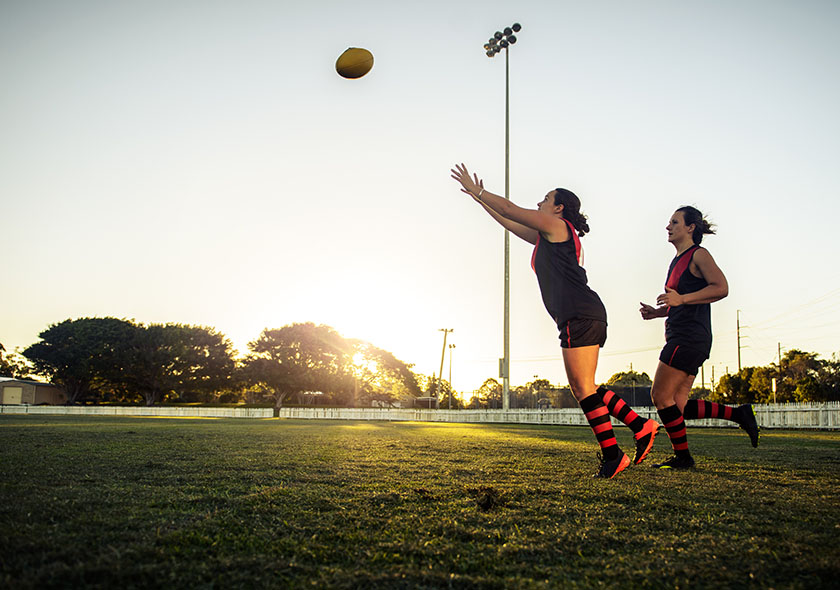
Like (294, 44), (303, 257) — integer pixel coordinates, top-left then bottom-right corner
(639, 302), (661, 320)
(450, 163), (484, 201)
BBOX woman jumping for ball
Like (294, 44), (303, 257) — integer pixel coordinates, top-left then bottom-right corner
(640, 206), (759, 469)
(451, 163), (659, 478)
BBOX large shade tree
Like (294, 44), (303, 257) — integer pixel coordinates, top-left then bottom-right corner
(347, 339), (421, 407)
(120, 323), (236, 405)
(23, 317), (137, 404)
(242, 323), (354, 408)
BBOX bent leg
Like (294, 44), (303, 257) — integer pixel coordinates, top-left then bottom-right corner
(651, 362), (695, 411)
(683, 400), (760, 448)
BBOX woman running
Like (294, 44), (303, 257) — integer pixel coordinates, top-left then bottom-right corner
(640, 206), (759, 469)
(451, 163), (658, 478)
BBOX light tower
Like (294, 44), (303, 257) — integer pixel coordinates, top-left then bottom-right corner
(483, 23), (521, 410)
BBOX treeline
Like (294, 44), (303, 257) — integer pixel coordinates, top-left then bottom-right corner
(708, 349), (840, 404)
(1, 318), (421, 407)
(3, 320), (838, 407)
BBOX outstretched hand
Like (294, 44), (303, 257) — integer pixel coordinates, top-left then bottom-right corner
(450, 163), (484, 202)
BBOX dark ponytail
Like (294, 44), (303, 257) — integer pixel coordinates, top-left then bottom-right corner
(553, 188), (590, 237)
(677, 205), (716, 245)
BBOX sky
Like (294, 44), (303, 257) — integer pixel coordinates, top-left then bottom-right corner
(2, 0), (839, 396)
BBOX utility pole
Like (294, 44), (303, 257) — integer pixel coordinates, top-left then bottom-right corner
(736, 309), (742, 372)
(448, 343), (456, 409)
(778, 341), (783, 399)
(436, 329), (453, 408)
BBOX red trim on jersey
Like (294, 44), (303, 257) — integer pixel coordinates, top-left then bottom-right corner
(531, 233), (540, 271)
(665, 246), (700, 291)
(563, 219), (582, 264)
(531, 221), (582, 271)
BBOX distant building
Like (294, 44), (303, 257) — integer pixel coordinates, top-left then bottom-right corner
(0, 378), (66, 405)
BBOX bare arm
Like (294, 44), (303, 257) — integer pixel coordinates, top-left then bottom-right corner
(476, 197), (540, 244)
(639, 302), (669, 320)
(656, 248), (728, 307)
(450, 163), (566, 245)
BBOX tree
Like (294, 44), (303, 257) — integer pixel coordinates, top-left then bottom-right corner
(713, 368), (756, 404)
(23, 318), (137, 404)
(607, 370), (652, 386)
(0, 343), (32, 379)
(348, 340), (421, 407)
(820, 354), (840, 402)
(690, 386), (712, 400)
(748, 366), (778, 404)
(476, 378), (502, 409)
(778, 349), (825, 403)
(242, 323), (353, 408)
(119, 324), (236, 406)
(512, 378), (552, 408)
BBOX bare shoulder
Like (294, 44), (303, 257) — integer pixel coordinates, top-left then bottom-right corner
(692, 246), (713, 262)
(543, 216), (571, 243)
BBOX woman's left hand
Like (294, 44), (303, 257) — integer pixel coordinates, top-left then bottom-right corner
(451, 163), (483, 201)
(656, 287), (685, 307)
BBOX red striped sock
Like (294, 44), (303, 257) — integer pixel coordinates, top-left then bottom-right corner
(658, 404), (690, 455)
(597, 386), (646, 434)
(684, 399), (734, 421)
(579, 393), (620, 461)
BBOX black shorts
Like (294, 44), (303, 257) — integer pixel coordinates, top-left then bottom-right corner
(659, 341), (709, 376)
(558, 318), (607, 348)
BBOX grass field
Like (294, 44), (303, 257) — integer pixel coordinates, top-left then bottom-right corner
(1, 416), (839, 589)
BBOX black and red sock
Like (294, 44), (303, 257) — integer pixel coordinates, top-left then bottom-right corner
(579, 393), (620, 461)
(658, 404), (690, 457)
(684, 399), (736, 422)
(597, 386), (646, 434)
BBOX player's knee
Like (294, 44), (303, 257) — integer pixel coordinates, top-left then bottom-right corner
(650, 387), (673, 410)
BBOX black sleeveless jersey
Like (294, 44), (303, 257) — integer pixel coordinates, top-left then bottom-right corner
(664, 246), (712, 350)
(530, 219), (607, 327)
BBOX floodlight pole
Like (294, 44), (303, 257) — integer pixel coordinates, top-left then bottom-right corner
(436, 328), (453, 409)
(448, 343), (456, 409)
(484, 24), (520, 411)
(503, 46), (511, 411)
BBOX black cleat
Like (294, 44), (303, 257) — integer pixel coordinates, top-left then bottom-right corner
(653, 454), (695, 469)
(737, 404), (760, 448)
(593, 450), (631, 479)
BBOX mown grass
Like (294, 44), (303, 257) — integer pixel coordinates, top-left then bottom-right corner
(1, 416), (838, 589)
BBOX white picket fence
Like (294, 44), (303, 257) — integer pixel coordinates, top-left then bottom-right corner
(0, 405), (273, 418)
(2, 402), (839, 429)
(276, 403), (840, 430)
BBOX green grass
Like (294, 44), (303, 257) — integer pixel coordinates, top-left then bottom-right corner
(1, 416), (839, 589)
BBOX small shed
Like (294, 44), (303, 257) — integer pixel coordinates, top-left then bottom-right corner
(0, 378), (66, 405)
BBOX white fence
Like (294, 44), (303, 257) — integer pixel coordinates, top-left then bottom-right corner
(277, 403), (840, 430)
(2, 403), (839, 429)
(0, 405), (273, 418)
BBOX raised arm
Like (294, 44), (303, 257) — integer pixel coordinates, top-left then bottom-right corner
(450, 163), (565, 245)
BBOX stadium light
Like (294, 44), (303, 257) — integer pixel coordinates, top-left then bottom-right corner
(483, 22), (521, 411)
